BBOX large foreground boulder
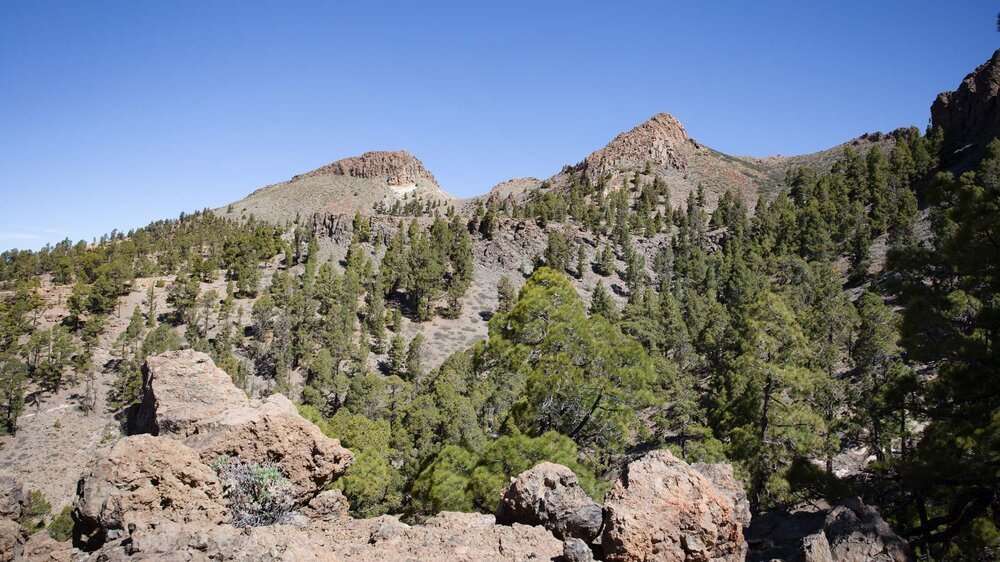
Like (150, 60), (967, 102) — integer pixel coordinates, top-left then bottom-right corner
(73, 435), (228, 549)
(496, 462), (603, 542)
(693, 462), (752, 529)
(602, 450), (746, 562)
(128, 350), (353, 503)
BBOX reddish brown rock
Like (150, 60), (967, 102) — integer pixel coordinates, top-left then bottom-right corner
(693, 461), (752, 528)
(602, 450), (746, 562)
(73, 435), (228, 550)
(129, 350), (354, 503)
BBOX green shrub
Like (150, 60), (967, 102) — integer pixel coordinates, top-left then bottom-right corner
(47, 505), (73, 542)
(19, 489), (51, 533)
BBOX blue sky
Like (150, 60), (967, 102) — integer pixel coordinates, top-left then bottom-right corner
(1, 1), (997, 251)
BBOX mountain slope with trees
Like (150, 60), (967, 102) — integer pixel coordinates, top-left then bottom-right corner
(0, 48), (997, 561)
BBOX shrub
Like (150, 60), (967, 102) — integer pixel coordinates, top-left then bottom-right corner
(213, 457), (294, 527)
(19, 489), (51, 532)
(47, 505), (73, 542)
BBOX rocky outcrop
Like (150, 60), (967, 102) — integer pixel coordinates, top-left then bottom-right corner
(298, 150), (439, 187)
(496, 461), (603, 542)
(601, 450), (746, 562)
(931, 49), (1000, 168)
(746, 498), (914, 562)
(301, 489), (350, 522)
(0, 470), (26, 521)
(0, 518), (27, 562)
(72, 351), (564, 560)
(578, 113), (692, 180)
(822, 498), (913, 562)
(73, 435), (228, 549)
(129, 350), (354, 503)
(693, 461), (752, 528)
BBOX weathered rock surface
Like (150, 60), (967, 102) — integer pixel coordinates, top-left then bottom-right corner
(693, 461), (752, 528)
(86, 512), (564, 561)
(300, 489), (350, 522)
(563, 537), (596, 562)
(73, 434), (228, 549)
(823, 498), (913, 562)
(578, 113), (692, 179)
(746, 497), (913, 562)
(129, 350), (354, 503)
(300, 150), (440, 187)
(601, 450), (746, 562)
(496, 462), (603, 542)
(20, 531), (74, 561)
(932, 48), (1000, 168)
(0, 470), (26, 521)
(0, 518), (27, 562)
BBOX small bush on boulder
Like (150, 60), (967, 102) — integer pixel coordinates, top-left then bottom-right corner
(213, 456), (294, 527)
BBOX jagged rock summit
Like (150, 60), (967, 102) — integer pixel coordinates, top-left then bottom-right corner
(932, 48), (1000, 169)
(576, 112), (692, 180)
(294, 150), (439, 187)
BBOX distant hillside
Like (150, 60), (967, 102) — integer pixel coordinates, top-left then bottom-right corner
(217, 150), (454, 223)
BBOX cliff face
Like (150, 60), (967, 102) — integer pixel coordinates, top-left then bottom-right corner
(931, 49), (1000, 169)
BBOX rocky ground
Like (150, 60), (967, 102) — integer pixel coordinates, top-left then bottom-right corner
(0, 350), (914, 561)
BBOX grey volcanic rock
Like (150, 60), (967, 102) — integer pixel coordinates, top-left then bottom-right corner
(128, 350), (354, 503)
(746, 498), (913, 562)
(496, 461), (603, 542)
(563, 537), (596, 562)
(0, 471), (26, 521)
(931, 49), (1000, 168)
(823, 498), (913, 562)
(601, 450), (746, 562)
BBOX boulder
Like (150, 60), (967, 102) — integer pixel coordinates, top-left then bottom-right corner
(20, 531), (74, 561)
(746, 498), (914, 562)
(301, 489), (350, 522)
(563, 537), (596, 562)
(129, 350), (354, 503)
(0, 470), (26, 520)
(496, 461), (603, 542)
(602, 450), (746, 562)
(0, 519), (27, 562)
(823, 498), (913, 562)
(693, 461), (752, 528)
(73, 435), (228, 550)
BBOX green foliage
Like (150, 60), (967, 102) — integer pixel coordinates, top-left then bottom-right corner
(46, 505), (73, 542)
(19, 489), (51, 533)
(412, 432), (602, 515)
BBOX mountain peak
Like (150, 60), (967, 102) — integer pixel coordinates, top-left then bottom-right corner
(576, 112), (694, 180)
(297, 150), (439, 187)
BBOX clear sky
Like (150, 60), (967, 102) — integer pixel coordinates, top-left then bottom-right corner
(1, 1), (997, 251)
